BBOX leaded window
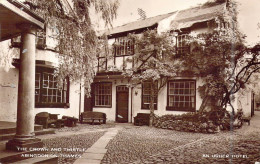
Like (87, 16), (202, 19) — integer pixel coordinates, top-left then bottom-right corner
(177, 34), (190, 56)
(114, 37), (134, 56)
(35, 68), (69, 108)
(167, 80), (195, 111)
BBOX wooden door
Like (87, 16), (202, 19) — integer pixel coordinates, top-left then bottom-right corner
(116, 86), (129, 122)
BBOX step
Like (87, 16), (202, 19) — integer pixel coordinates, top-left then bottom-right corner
(0, 151), (58, 164)
(0, 129), (55, 141)
(0, 124), (43, 135)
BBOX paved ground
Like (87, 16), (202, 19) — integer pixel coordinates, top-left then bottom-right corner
(101, 112), (260, 164)
(0, 112), (259, 164)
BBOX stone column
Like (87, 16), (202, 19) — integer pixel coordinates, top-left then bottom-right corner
(6, 23), (43, 151)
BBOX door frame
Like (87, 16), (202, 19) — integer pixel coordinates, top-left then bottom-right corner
(116, 85), (129, 122)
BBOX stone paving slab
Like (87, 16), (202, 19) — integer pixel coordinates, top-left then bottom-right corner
(81, 153), (105, 160)
(99, 136), (114, 140)
(91, 141), (109, 149)
(74, 158), (101, 164)
(74, 127), (121, 164)
(86, 148), (107, 154)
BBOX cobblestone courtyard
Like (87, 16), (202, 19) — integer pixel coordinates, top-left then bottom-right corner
(38, 112), (260, 164)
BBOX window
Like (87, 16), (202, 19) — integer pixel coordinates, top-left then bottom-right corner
(11, 30), (46, 49)
(218, 21), (230, 29)
(177, 33), (190, 56)
(36, 30), (46, 49)
(94, 83), (112, 107)
(35, 68), (69, 108)
(167, 80), (195, 111)
(97, 54), (107, 72)
(114, 37), (134, 56)
(142, 82), (157, 109)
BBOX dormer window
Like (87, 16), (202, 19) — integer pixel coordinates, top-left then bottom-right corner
(218, 21), (230, 29)
(114, 37), (134, 56)
(176, 33), (190, 56)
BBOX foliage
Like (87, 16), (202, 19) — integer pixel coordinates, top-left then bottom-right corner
(122, 0), (259, 125)
(121, 0), (258, 125)
(154, 108), (244, 133)
(153, 112), (221, 133)
(23, 0), (119, 95)
(122, 29), (179, 126)
(123, 30), (178, 83)
(179, 0), (260, 113)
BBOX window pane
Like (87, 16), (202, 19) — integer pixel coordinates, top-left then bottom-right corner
(94, 83), (112, 106)
(168, 80), (195, 110)
(142, 82), (158, 108)
(114, 37), (134, 56)
(35, 72), (69, 105)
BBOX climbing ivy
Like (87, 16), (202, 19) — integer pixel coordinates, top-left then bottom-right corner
(23, 0), (119, 95)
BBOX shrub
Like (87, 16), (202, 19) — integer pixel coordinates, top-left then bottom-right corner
(153, 111), (233, 133)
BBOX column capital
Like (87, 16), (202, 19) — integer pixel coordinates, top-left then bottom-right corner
(17, 23), (38, 34)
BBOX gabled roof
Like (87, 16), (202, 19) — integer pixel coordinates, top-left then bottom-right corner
(171, 2), (226, 30)
(103, 2), (226, 37)
(104, 12), (176, 37)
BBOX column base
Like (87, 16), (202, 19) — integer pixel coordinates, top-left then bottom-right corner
(6, 138), (43, 151)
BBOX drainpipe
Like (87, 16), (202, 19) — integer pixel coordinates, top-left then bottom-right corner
(131, 87), (133, 123)
(79, 82), (81, 119)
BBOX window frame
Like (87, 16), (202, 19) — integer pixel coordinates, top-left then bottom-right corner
(141, 81), (158, 110)
(11, 29), (46, 49)
(93, 82), (112, 108)
(113, 37), (134, 57)
(166, 79), (196, 112)
(35, 67), (70, 108)
(176, 32), (190, 56)
(97, 54), (108, 72)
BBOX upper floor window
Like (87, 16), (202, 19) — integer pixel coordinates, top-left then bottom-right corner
(166, 80), (195, 112)
(218, 21), (230, 29)
(177, 33), (190, 56)
(11, 25), (59, 50)
(11, 30), (46, 49)
(142, 81), (158, 110)
(97, 53), (107, 72)
(35, 68), (69, 108)
(114, 37), (134, 56)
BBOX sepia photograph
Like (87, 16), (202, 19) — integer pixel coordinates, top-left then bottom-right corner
(0, 0), (259, 163)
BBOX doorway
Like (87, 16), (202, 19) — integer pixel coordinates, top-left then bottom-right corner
(116, 86), (129, 122)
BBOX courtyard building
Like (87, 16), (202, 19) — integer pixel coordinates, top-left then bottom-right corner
(86, 1), (255, 122)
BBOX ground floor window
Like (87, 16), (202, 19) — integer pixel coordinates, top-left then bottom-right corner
(167, 80), (195, 111)
(142, 81), (157, 110)
(94, 82), (112, 107)
(35, 67), (69, 108)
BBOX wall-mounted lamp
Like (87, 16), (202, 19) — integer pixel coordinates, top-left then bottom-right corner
(135, 91), (138, 96)
(114, 80), (117, 85)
